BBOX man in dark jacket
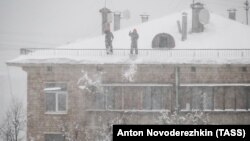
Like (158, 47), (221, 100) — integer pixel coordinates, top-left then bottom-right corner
(129, 29), (139, 55)
(105, 30), (114, 54)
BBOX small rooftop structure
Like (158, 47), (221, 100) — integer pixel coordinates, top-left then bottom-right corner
(152, 33), (175, 48)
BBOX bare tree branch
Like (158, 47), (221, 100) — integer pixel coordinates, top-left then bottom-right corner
(0, 99), (26, 141)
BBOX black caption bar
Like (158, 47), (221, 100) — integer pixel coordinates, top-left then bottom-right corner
(113, 125), (250, 141)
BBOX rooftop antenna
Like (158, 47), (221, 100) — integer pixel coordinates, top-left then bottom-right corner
(244, 0), (249, 25)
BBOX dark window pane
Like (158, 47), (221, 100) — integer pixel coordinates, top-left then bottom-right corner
(179, 87), (192, 111)
(95, 93), (105, 109)
(214, 87), (224, 110)
(45, 134), (65, 141)
(246, 87), (250, 110)
(151, 87), (163, 109)
(143, 87), (152, 110)
(45, 93), (56, 112)
(164, 87), (172, 110)
(58, 93), (67, 111)
(107, 87), (123, 110)
(106, 87), (115, 109)
(203, 87), (213, 110)
(192, 87), (202, 110)
(123, 87), (141, 110)
(236, 87), (247, 110)
(224, 87), (235, 110)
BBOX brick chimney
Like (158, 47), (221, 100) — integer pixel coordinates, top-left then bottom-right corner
(114, 12), (121, 31)
(140, 14), (149, 23)
(191, 2), (204, 33)
(228, 9), (237, 20)
(182, 12), (188, 41)
(100, 7), (112, 34)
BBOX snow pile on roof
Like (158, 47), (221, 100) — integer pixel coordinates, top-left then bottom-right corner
(8, 11), (250, 65)
(59, 11), (250, 50)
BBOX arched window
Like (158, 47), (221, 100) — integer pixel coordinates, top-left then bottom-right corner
(152, 33), (175, 48)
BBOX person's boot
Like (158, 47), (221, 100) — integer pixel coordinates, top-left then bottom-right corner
(106, 48), (110, 55)
(110, 49), (113, 55)
(130, 48), (133, 55)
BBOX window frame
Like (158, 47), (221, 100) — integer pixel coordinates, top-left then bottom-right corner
(85, 84), (173, 111)
(44, 82), (68, 115)
(44, 133), (65, 141)
(179, 85), (250, 112)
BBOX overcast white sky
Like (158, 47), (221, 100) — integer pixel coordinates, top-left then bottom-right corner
(0, 0), (248, 47)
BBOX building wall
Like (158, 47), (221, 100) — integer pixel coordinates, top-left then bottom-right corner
(23, 64), (250, 141)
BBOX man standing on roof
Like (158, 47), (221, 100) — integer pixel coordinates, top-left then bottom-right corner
(129, 29), (139, 55)
(105, 29), (114, 54)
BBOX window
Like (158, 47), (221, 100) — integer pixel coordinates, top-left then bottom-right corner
(191, 67), (196, 72)
(44, 83), (67, 114)
(180, 86), (250, 111)
(202, 87), (213, 110)
(213, 87), (224, 110)
(236, 87), (248, 110)
(152, 33), (175, 48)
(191, 87), (203, 110)
(47, 66), (53, 72)
(123, 87), (143, 110)
(84, 85), (172, 111)
(45, 134), (65, 141)
(180, 87), (222, 111)
(242, 67), (247, 72)
(159, 36), (168, 47)
(106, 87), (123, 110)
(224, 87), (235, 110)
(149, 87), (169, 109)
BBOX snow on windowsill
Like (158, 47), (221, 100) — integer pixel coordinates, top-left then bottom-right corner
(180, 109), (250, 112)
(44, 87), (62, 91)
(85, 109), (170, 113)
(44, 111), (68, 115)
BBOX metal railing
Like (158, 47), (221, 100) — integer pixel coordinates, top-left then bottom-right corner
(20, 48), (250, 58)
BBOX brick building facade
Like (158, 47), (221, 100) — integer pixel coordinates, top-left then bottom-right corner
(7, 3), (250, 140)
(20, 64), (250, 141)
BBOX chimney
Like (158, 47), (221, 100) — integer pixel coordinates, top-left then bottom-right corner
(114, 12), (121, 31)
(99, 7), (112, 34)
(191, 2), (204, 33)
(140, 14), (149, 23)
(228, 9), (237, 20)
(182, 12), (188, 41)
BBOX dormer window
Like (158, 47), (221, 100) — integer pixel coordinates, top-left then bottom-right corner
(152, 33), (175, 48)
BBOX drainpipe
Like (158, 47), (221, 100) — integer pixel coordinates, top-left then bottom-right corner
(175, 67), (180, 113)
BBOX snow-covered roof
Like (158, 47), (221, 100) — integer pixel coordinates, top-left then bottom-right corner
(8, 11), (250, 65)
